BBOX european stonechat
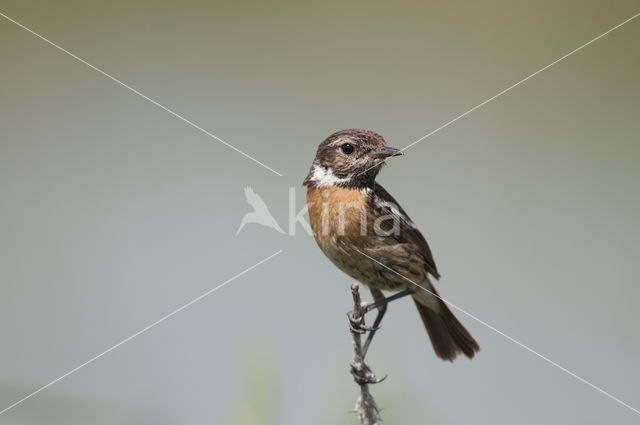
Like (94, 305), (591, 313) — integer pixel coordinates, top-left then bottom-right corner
(304, 129), (479, 361)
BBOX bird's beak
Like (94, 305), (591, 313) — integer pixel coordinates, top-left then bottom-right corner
(368, 146), (404, 159)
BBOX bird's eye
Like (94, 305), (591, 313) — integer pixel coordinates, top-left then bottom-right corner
(341, 143), (354, 155)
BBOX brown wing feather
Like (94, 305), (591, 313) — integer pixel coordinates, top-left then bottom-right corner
(369, 184), (440, 279)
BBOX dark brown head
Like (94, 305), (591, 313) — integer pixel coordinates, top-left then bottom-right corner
(303, 129), (402, 189)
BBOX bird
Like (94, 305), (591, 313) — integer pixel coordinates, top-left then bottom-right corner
(303, 129), (479, 361)
(236, 186), (285, 235)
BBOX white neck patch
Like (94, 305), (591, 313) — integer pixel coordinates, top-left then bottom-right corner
(309, 164), (352, 187)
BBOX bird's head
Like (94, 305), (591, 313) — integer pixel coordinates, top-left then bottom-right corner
(303, 129), (403, 189)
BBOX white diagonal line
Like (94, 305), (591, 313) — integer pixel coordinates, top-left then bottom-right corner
(358, 11), (640, 177)
(401, 11), (640, 153)
(353, 247), (640, 416)
(0, 11), (283, 177)
(0, 249), (283, 416)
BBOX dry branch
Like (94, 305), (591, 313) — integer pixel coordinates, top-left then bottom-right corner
(348, 282), (384, 425)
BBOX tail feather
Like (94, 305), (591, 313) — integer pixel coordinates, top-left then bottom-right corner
(413, 287), (479, 361)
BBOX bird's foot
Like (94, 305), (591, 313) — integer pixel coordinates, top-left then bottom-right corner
(350, 360), (387, 385)
(347, 311), (377, 334)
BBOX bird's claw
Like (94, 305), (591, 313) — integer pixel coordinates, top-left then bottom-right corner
(364, 303), (378, 313)
(350, 361), (387, 385)
(347, 311), (369, 334)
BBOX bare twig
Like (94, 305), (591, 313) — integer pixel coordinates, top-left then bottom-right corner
(348, 283), (384, 425)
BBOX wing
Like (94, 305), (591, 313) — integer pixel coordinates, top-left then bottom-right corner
(368, 184), (440, 279)
(244, 186), (270, 211)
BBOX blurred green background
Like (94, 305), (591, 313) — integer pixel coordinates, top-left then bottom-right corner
(1, 0), (639, 424)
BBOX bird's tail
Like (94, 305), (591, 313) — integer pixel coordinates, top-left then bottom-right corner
(412, 282), (479, 361)
(235, 217), (247, 235)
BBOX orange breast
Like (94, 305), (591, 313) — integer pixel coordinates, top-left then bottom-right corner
(307, 186), (370, 245)
(306, 186), (418, 289)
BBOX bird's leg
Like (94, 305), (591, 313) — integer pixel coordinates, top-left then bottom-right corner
(361, 288), (386, 358)
(365, 288), (417, 312)
(362, 287), (417, 358)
